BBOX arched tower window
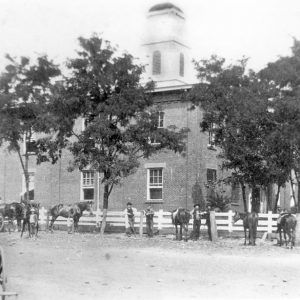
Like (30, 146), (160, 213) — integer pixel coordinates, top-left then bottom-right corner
(152, 51), (161, 75)
(179, 53), (184, 77)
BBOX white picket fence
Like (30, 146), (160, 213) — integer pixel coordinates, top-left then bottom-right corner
(37, 208), (280, 234)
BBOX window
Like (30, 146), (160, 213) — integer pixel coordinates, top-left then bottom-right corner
(81, 171), (95, 200)
(207, 169), (217, 184)
(208, 123), (216, 149)
(157, 111), (164, 128)
(147, 168), (163, 201)
(152, 51), (161, 75)
(149, 111), (164, 144)
(179, 53), (184, 77)
(24, 132), (37, 154)
(231, 182), (240, 205)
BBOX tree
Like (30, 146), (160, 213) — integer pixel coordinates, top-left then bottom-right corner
(259, 39), (300, 212)
(0, 55), (61, 203)
(188, 55), (291, 212)
(43, 35), (186, 236)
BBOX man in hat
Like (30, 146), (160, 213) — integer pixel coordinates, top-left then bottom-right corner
(124, 202), (137, 236)
(190, 203), (201, 240)
(143, 205), (155, 237)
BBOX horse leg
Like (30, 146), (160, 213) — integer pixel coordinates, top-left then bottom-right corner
(184, 224), (188, 242)
(175, 224), (178, 240)
(20, 220), (26, 238)
(49, 216), (57, 233)
(244, 228), (247, 245)
(279, 228), (282, 246)
(179, 225), (183, 241)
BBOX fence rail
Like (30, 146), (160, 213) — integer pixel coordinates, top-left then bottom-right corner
(34, 208), (280, 234)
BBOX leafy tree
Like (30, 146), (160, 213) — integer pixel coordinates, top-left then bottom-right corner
(43, 35), (186, 236)
(0, 55), (61, 203)
(259, 39), (300, 212)
(188, 55), (291, 212)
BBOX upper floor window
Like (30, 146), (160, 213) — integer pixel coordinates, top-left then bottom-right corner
(149, 111), (164, 144)
(207, 168), (217, 184)
(153, 51), (161, 75)
(179, 53), (184, 77)
(24, 132), (37, 154)
(157, 111), (164, 128)
(208, 123), (217, 150)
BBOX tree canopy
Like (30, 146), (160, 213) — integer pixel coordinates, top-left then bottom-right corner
(188, 52), (299, 212)
(0, 55), (61, 202)
(41, 35), (187, 234)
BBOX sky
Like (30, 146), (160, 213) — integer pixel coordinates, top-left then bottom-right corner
(0, 0), (300, 73)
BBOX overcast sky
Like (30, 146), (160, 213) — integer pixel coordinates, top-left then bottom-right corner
(0, 0), (300, 73)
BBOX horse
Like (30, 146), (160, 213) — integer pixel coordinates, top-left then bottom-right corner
(20, 202), (40, 238)
(0, 202), (25, 232)
(171, 208), (191, 241)
(48, 201), (93, 233)
(277, 213), (297, 248)
(232, 211), (258, 246)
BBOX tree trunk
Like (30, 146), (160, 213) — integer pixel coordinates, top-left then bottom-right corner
(295, 171), (300, 213)
(241, 182), (247, 213)
(266, 184), (273, 212)
(273, 184), (281, 213)
(100, 183), (109, 237)
(24, 153), (30, 203)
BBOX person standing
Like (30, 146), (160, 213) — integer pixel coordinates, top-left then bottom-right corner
(191, 204), (201, 240)
(144, 205), (155, 237)
(124, 202), (137, 236)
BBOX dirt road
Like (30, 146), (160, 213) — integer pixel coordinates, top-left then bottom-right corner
(1, 231), (300, 300)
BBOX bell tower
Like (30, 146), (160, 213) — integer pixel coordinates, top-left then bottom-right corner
(142, 3), (192, 88)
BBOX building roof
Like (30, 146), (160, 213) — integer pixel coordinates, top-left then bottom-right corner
(149, 2), (183, 13)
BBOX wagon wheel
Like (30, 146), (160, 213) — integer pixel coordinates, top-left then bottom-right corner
(0, 215), (4, 232)
(0, 247), (7, 293)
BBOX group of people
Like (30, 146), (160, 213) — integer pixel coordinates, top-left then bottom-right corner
(124, 202), (155, 237)
(124, 201), (212, 240)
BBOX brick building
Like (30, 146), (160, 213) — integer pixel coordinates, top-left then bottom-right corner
(0, 3), (296, 212)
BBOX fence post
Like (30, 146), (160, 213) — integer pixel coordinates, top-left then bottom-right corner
(45, 208), (50, 232)
(95, 208), (102, 229)
(39, 207), (46, 231)
(267, 211), (273, 234)
(139, 211), (144, 237)
(209, 211), (218, 242)
(157, 209), (163, 232)
(228, 210), (233, 235)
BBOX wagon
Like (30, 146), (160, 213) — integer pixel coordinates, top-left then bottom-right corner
(0, 247), (18, 299)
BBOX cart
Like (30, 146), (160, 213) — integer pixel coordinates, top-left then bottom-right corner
(0, 247), (18, 299)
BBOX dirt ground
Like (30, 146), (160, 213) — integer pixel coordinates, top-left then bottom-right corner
(1, 230), (300, 300)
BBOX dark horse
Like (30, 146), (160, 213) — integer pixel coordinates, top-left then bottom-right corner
(171, 208), (191, 241)
(0, 202), (25, 232)
(232, 211), (258, 246)
(277, 213), (297, 248)
(48, 201), (93, 233)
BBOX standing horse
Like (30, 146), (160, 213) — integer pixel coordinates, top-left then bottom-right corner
(277, 214), (297, 248)
(48, 201), (93, 233)
(232, 211), (258, 246)
(0, 202), (24, 232)
(171, 208), (191, 241)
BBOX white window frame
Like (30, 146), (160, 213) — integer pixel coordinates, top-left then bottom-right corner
(208, 123), (217, 149)
(149, 111), (164, 145)
(80, 170), (95, 201)
(23, 132), (37, 155)
(147, 168), (163, 202)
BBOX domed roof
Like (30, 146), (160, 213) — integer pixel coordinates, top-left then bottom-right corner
(149, 2), (183, 13)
